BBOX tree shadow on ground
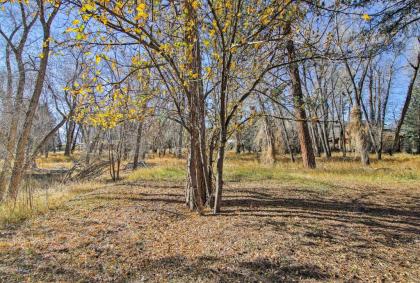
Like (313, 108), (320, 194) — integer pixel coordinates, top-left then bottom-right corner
(136, 255), (331, 282)
(219, 189), (420, 248)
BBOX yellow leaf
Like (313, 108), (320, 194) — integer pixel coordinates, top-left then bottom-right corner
(362, 14), (371, 21)
(96, 84), (104, 93)
(82, 3), (95, 12)
(191, 0), (200, 10)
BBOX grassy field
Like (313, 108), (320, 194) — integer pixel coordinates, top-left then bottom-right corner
(0, 152), (419, 281)
(129, 152), (420, 188)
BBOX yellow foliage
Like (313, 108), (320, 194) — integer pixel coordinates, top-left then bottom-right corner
(362, 13), (371, 21)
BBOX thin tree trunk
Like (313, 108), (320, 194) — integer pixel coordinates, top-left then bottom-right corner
(258, 96), (276, 163)
(0, 13), (38, 200)
(235, 131), (242, 154)
(393, 52), (420, 151)
(277, 106), (295, 162)
(85, 129), (101, 165)
(0, 54), (27, 199)
(176, 122), (183, 158)
(214, 135), (226, 214)
(133, 121), (143, 170)
(64, 121), (75, 156)
(309, 121), (321, 157)
(378, 66), (393, 160)
(71, 125), (80, 153)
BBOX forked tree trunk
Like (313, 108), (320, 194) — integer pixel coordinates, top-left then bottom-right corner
(7, 2), (59, 200)
(0, 12), (38, 201)
(286, 25), (316, 169)
(183, 0), (208, 213)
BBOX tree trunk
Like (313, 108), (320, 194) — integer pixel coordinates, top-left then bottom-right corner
(85, 129), (101, 165)
(64, 120), (75, 156)
(393, 53), (420, 151)
(320, 102), (332, 158)
(71, 125), (79, 154)
(213, 136), (226, 214)
(286, 26), (316, 168)
(176, 122), (183, 158)
(235, 131), (242, 154)
(258, 95), (276, 163)
(0, 53), (27, 200)
(7, 4), (58, 200)
(378, 66), (393, 160)
(133, 121), (143, 170)
(277, 107), (295, 162)
(309, 121), (321, 157)
(183, 0), (207, 213)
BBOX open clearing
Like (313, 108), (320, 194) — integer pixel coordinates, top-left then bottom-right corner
(0, 154), (419, 282)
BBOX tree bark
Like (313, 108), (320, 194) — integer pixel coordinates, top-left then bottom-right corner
(378, 66), (393, 160)
(286, 25), (316, 169)
(392, 52), (420, 151)
(133, 121), (143, 170)
(258, 95), (276, 163)
(0, 47), (28, 200)
(183, 0), (207, 212)
(7, 1), (59, 200)
(64, 120), (76, 156)
(277, 106), (295, 162)
(176, 122), (183, 158)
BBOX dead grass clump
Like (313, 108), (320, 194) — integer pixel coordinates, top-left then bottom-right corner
(348, 106), (370, 164)
(0, 181), (101, 227)
(36, 153), (75, 169)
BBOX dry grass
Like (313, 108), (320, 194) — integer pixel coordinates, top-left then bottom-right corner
(36, 152), (76, 169)
(0, 182), (102, 228)
(0, 179), (418, 282)
(127, 157), (185, 182)
(127, 152), (420, 189)
(0, 152), (419, 282)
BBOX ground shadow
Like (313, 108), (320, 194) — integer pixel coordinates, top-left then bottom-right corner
(133, 255), (331, 282)
(219, 188), (419, 248)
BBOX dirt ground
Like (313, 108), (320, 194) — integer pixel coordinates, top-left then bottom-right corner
(0, 179), (419, 282)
